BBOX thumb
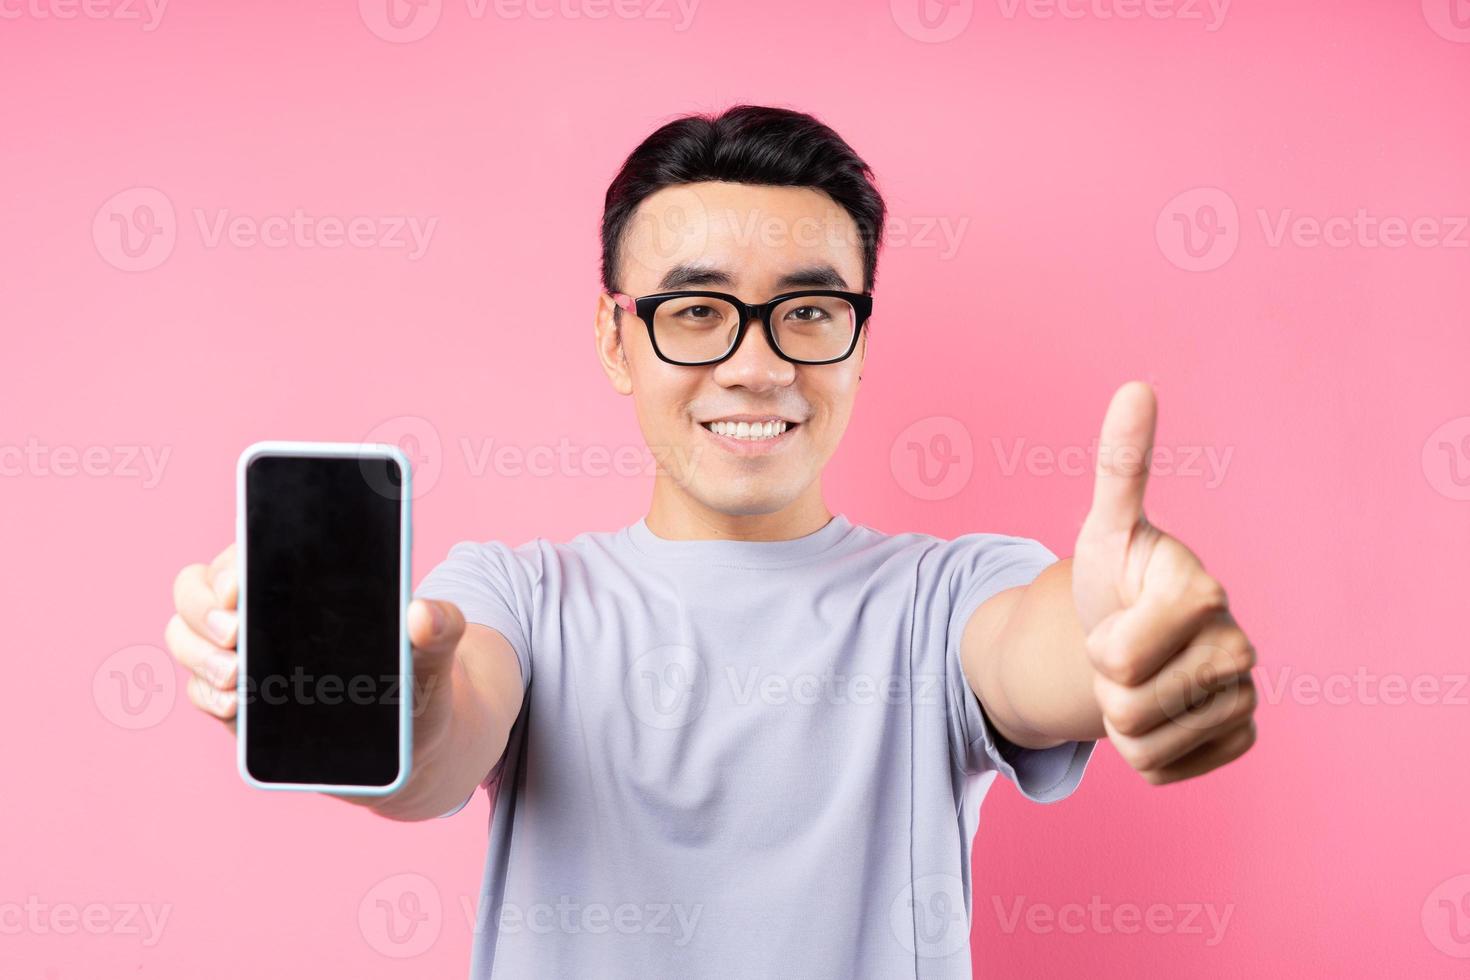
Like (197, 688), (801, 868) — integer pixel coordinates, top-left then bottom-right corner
(1086, 381), (1158, 535)
(408, 598), (465, 665)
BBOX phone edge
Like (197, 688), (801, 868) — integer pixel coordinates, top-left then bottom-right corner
(234, 439), (414, 797)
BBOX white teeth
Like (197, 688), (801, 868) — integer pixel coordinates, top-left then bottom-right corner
(705, 420), (789, 440)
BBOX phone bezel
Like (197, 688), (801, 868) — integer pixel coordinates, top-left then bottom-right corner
(234, 439), (413, 795)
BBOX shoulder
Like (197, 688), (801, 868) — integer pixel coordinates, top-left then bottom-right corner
(434, 523), (637, 581)
(843, 519), (1056, 580)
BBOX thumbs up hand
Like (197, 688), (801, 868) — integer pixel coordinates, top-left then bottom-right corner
(1072, 382), (1257, 785)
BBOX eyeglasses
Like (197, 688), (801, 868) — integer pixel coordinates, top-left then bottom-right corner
(609, 289), (873, 367)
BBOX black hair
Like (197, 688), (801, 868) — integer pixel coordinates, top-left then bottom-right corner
(600, 105), (887, 298)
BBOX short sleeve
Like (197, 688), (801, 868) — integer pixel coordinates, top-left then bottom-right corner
(413, 539), (537, 693)
(412, 539), (539, 818)
(943, 533), (1095, 803)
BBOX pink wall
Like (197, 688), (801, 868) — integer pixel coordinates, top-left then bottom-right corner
(3, 1), (1468, 976)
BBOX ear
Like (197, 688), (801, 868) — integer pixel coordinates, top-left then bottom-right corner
(595, 292), (634, 396)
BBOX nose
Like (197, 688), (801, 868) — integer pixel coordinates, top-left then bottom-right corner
(712, 314), (796, 391)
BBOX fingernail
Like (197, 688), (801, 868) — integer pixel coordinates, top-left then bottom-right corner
(207, 608), (236, 645)
(212, 567), (234, 600)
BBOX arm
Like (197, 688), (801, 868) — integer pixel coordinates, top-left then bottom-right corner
(166, 549), (522, 822)
(961, 382), (1259, 786)
(961, 558), (1105, 752)
(347, 612), (524, 822)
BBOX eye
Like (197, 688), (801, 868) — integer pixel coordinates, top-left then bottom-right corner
(673, 304), (722, 321)
(785, 305), (830, 322)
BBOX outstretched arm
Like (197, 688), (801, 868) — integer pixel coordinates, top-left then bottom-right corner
(962, 382), (1258, 785)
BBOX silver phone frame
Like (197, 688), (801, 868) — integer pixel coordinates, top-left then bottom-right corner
(234, 439), (413, 795)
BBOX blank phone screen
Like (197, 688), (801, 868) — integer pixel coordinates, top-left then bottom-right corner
(243, 453), (404, 787)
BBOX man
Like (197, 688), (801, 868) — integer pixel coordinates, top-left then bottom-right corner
(166, 105), (1257, 978)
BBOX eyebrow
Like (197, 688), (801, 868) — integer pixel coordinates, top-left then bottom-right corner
(656, 263), (852, 292)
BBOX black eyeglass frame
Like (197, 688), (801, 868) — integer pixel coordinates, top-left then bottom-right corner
(609, 289), (874, 367)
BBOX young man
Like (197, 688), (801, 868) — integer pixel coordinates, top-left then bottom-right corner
(166, 106), (1257, 978)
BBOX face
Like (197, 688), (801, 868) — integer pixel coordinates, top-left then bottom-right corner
(595, 181), (869, 524)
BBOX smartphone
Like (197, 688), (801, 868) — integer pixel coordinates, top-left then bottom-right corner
(235, 440), (412, 794)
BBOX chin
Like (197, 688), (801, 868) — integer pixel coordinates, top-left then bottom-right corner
(694, 484), (795, 518)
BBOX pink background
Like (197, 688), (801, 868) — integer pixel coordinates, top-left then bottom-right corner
(4, 0), (1468, 976)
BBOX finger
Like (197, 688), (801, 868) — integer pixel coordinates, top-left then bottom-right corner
(173, 562), (237, 649)
(409, 598), (465, 664)
(164, 613), (239, 690)
(1134, 718), (1257, 786)
(1145, 619), (1254, 732)
(1093, 615), (1256, 736)
(186, 673), (238, 720)
(1085, 540), (1226, 686)
(208, 543), (238, 611)
(1104, 675), (1256, 773)
(1086, 381), (1158, 535)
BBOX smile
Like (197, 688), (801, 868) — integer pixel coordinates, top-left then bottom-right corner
(700, 419), (792, 441)
(696, 417), (802, 455)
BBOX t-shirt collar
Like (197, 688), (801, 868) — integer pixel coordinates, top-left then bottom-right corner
(623, 513), (855, 567)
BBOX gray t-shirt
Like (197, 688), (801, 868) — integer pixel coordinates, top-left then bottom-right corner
(413, 513), (1095, 979)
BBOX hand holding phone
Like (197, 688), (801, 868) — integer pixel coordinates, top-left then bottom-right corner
(165, 541), (469, 798)
(166, 542), (246, 733)
(163, 441), (466, 799)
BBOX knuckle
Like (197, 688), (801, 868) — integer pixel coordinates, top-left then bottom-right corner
(195, 678), (236, 719)
(163, 613), (189, 656)
(1101, 648), (1143, 686)
(1113, 712), (1145, 739)
(173, 562), (205, 603)
(1191, 575), (1228, 616)
(1230, 640), (1258, 675)
(212, 686), (237, 718)
(1130, 745), (1167, 773)
(1109, 695), (1152, 737)
(1208, 632), (1254, 679)
(212, 657), (239, 691)
(1109, 727), (1161, 773)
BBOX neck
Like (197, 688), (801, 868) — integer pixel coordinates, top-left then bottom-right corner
(644, 479), (833, 542)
